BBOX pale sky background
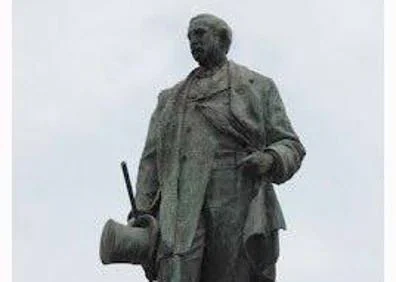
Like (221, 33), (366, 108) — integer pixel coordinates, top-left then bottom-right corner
(13, 0), (383, 281)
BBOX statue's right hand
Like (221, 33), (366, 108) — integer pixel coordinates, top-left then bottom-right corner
(127, 210), (146, 221)
(126, 209), (147, 222)
(127, 213), (154, 228)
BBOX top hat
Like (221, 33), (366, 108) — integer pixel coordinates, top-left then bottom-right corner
(99, 214), (159, 265)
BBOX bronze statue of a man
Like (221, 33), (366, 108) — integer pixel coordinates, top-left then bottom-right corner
(135, 13), (306, 282)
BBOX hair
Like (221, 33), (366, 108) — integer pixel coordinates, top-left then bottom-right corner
(189, 13), (233, 54)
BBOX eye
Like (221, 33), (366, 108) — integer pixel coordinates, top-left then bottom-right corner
(195, 28), (206, 36)
(187, 26), (208, 40)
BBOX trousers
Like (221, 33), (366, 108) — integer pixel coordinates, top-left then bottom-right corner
(157, 208), (251, 282)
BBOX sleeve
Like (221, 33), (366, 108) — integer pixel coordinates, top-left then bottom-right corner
(135, 95), (163, 214)
(263, 79), (306, 184)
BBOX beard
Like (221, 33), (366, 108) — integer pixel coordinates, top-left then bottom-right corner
(191, 46), (204, 62)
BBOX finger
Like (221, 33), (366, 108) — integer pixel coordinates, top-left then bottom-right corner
(127, 218), (136, 227)
(236, 156), (253, 168)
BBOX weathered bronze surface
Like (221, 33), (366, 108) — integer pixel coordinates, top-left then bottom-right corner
(133, 13), (305, 282)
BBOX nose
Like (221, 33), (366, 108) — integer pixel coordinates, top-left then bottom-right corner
(189, 36), (200, 45)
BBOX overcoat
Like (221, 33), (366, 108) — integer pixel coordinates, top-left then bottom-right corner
(135, 60), (306, 278)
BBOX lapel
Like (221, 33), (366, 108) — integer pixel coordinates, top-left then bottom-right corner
(228, 61), (266, 148)
(157, 76), (190, 133)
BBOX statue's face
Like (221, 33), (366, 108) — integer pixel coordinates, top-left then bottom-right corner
(187, 20), (223, 66)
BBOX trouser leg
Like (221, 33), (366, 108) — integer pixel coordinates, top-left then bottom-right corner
(249, 264), (276, 282)
(198, 164), (252, 282)
(199, 205), (251, 282)
(157, 216), (205, 282)
(246, 232), (279, 282)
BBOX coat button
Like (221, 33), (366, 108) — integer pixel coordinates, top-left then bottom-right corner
(180, 155), (187, 162)
(186, 126), (191, 133)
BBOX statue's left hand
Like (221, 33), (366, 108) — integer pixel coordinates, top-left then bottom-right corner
(237, 151), (274, 176)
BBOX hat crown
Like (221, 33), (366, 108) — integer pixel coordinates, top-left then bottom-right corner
(99, 215), (158, 265)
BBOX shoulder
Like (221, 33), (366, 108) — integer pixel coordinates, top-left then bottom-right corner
(155, 80), (186, 110)
(229, 60), (276, 92)
(156, 68), (197, 106)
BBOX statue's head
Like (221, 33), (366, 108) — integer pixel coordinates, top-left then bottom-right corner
(187, 14), (232, 67)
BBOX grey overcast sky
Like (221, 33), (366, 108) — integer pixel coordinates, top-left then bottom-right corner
(13, 0), (383, 281)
